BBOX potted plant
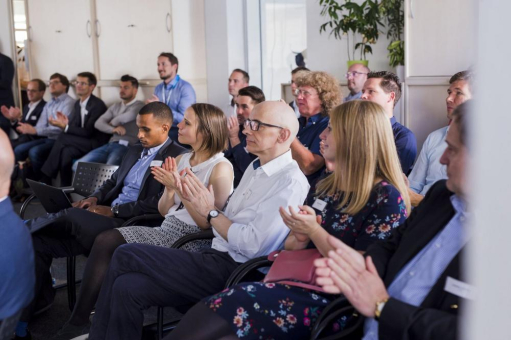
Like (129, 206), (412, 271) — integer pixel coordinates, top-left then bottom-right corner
(381, 0), (404, 77)
(319, 0), (384, 68)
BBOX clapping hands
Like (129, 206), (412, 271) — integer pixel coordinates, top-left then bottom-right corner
(151, 157), (183, 193)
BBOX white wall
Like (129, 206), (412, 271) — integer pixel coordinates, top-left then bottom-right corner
(306, 0), (393, 83)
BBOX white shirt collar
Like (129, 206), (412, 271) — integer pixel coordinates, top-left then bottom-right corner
(80, 95), (91, 108)
(28, 99), (42, 109)
(0, 196), (8, 203)
(123, 97), (138, 108)
(258, 150), (294, 177)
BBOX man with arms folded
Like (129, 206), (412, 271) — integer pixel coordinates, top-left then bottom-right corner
(12, 73), (74, 179)
(361, 71), (417, 174)
(315, 102), (473, 340)
(72, 74), (144, 170)
(88, 101), (310, 340)
(407, 70), (473, 206)
(147, 52), (196, 142)
(13, 102), (186, 339)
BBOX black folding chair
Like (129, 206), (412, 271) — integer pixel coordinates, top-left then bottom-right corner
(20, 162), (119, 311)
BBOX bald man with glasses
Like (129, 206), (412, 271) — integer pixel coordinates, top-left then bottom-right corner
(344, 63), (370, 102)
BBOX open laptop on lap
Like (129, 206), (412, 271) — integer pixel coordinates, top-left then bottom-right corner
(26, 179), (74, 213)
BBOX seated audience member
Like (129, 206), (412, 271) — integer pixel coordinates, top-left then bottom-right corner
(13, 102), (186, 339)
(292, 71), (342, 184)
(1, 78), (46, 147)
(225, 85), (264, 187)
(407, 70), (473, 206)
(0, 130), (35, 337)
(315, 101), (472, 340)
(289, 66), (310, 117)
(361, 71), (417, 173)
(40, 72), (108, 186)
(51, 103), (233, 339)
(87, 101), (310, 340)
(224, 69), (250, 119)
(147, 52), (196, 141)
(13, 73), (74, 178)
(344, 62), (370, 102)
(168, 100), (411, 340)
(72, 75), (144, 171)
(0, 52), (15, 135)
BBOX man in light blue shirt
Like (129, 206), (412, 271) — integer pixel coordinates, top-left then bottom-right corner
(147, 52), (196, 142)
(407, 70), (473, 206)
(12, 73), (75, 177)
(315, 101), (473, 340)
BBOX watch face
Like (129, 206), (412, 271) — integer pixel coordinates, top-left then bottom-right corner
(210, 210), (219, 218)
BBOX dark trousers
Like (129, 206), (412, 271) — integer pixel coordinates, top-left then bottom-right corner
(41, 133), (95, 186)
(21, 208), (124, 322)
(88, 245), (240, 340)
(13, 138), (55, 177)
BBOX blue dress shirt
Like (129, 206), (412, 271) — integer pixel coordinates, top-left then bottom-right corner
(297, 113), (329, 184)
(154, 75), (196, 127)
(112, 139), (168, 206)
(35, 93), (75, 139)
(362, 195), (470, 340)
(344, 91), (362, 102)
(391, 116), (417, 174)
(408, 126), (448, 195)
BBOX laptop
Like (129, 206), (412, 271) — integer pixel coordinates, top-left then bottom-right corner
(26, 179), (73, 213)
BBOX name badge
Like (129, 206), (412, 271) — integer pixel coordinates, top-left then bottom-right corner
(30, 116), (37, 120)
(118, 139), (129, 146)
(444, 277), (476, 300)
(150, 160), (163, 167)
(312, 199), (327, 211)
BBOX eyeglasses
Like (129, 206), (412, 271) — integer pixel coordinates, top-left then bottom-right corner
(294, 89), (317, 98)
(73, 81), (90, 86)
(345, 71), (368, 79)
(49, 80), (61, 86)
(244, 119), (283, 131)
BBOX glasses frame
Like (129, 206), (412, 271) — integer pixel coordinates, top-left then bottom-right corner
(345, 71), (368, 79)
(294, 88), (317, 98)
(244, 119), (284, 131)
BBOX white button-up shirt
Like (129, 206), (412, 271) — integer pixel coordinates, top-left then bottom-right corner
(212, 150), (310, 263)
(79, 96), (91, 127)
(408, 126), (449, 195)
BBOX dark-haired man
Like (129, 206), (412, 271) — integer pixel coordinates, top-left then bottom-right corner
(12, 73), (75, 178)
(72, 75), (144, 170)
(361, 71), (417, 173)
(14, 102), (186, 339)
(407, 70), (473, 206)
(225, 85), (264, 187)
(225, 69), (249, 119)
(1, 79), (47, 147)
(40, 72), (108, 186)
(147, 52), (196, 142)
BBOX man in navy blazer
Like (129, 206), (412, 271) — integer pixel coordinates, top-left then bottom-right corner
(39, 72), (109, 186)
(0, 129), (35, 334)
(1, 79), (47, 148)
(315, 102), (473, 340)
(15, 102), (186, 338)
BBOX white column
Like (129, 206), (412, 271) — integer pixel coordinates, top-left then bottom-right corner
(464, 0), (511, 339)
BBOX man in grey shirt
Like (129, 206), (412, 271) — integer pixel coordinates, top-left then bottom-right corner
(73, 75), (144, 171)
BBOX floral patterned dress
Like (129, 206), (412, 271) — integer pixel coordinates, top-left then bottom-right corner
(202, 181), (407, 339)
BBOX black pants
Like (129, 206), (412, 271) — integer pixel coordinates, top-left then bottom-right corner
(88, 245), (240, 340)
(21, 208), (124, 322)
(41, 133), (95, 186)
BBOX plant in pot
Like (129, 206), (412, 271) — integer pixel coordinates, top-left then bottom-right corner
(319, 0), (384, 68)
(381, 0), (404, 78)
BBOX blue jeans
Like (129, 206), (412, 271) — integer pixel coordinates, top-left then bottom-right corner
(13, 138), (56, 175)
(72, 142), (128, 172)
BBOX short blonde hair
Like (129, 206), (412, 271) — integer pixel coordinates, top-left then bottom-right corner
(191, 103), (228, 158)
(295, 71), (342, 115)
(316, 100), (411, 215)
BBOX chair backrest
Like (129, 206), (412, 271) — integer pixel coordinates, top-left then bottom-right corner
(72, 162), (119, 197)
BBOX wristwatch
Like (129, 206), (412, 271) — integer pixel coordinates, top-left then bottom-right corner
(374, 298), (389, 320)
(111, 204), (120, 217)
(207, 209), (220, 223)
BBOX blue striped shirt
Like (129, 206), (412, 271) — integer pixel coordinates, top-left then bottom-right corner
(154, 75), (196, 127)
(363, 195), (470, 339)
(34, 93), (75, 139)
